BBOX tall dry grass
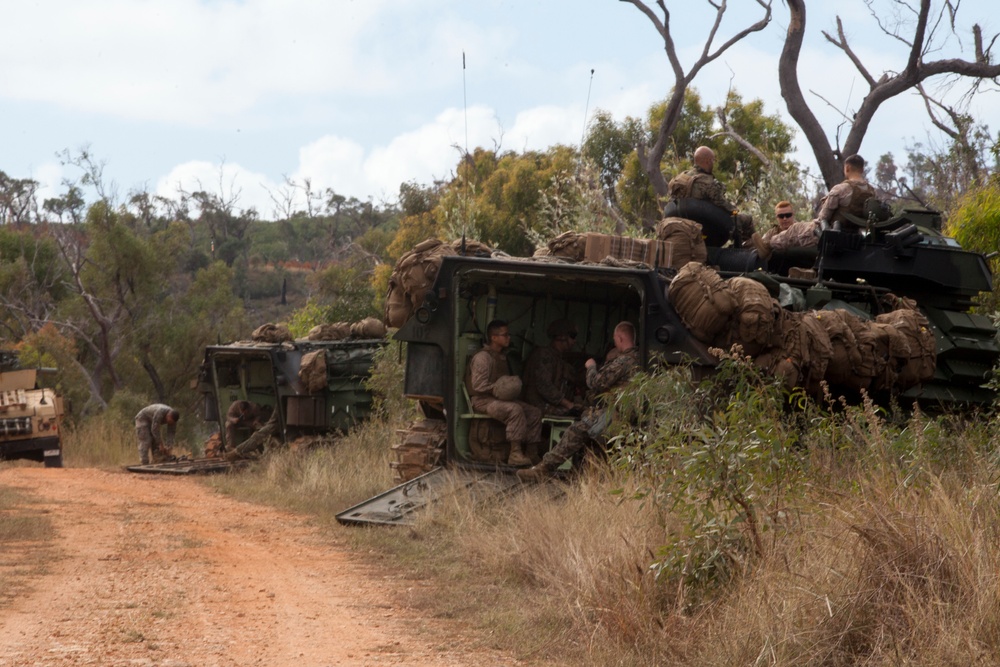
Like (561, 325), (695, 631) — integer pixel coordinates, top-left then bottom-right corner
(61, 412), (140, 468)
(179, 348), (1000, 666)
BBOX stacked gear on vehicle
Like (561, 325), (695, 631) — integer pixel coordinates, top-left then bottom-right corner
(724, 276), (779, 356)
(655, 217), (708, 268)
(667, 261), (738, 344)
(665, 263), (938, 398)
(384, 238), (496, 328)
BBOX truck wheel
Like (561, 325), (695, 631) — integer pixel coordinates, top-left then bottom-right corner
(390, 419), (446, 484)
(43, 451), (64, 468)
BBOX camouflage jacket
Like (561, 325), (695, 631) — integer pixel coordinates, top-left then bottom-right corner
(817, 179), (876, 227)
(585, 347), (640, 405)
(769, 220), (819, 252)
(667, 167), (736, 213)
(134, 403), (176, 448)
(523, 345), (574, 410)
(466, 347), (511, 398)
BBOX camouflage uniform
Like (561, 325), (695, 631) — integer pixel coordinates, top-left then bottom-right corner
(817, 179), (876, 232)
(230, 409), (281, 460)
(667, 167), (737, 213)
(522, 345), (575, 415)
(537, 347), (640, 469)
(135, 403), (176, 465)
(467, 347), (543, 446)
(224, 400), (263, 451)
(768, 220), (819, 252)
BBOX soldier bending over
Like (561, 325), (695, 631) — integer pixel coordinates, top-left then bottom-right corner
(135, 403), (179, 464)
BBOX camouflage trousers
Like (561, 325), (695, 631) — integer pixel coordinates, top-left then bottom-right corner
(233, 411), (281, 459)
(136, 423), (167, 465)
(540, 406), (608, 469)
(472, 397), (543, 445)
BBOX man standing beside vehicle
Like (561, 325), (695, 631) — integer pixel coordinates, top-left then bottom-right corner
(135, 403), (179, 464)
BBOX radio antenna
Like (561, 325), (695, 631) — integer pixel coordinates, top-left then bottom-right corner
(579, 68), (595, 149)
(463, 51), (470, 237)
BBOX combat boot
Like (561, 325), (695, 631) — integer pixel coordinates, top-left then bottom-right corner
(507, 441), (532, 467)
(516, 460), (555, 483)
(524, 440), (542, 465)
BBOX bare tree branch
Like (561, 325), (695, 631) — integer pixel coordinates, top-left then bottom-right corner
(781, 0), (1000, 188)
(621, 0), (771, 202)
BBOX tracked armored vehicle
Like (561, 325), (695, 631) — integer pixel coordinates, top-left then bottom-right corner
(197, 338), (385, 451)
(129, 337), (385, 474)
(0, 350), (65, 468)
(337, 208), (998, 525)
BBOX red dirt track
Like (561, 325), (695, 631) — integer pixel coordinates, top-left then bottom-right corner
(0, 467), (520, 666)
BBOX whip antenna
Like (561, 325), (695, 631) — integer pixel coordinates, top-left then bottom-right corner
(580, 68), (595, 148)
(462, 51), (470, 237)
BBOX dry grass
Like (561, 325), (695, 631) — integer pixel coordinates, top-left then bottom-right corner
(62, 414), (143, 469)
(203, 405), (1000, 666)
(206, 418), (395, 523)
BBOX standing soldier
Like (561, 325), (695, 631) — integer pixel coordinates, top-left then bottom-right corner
(517, 321), (639, 482)
(134, 403), (180, 464)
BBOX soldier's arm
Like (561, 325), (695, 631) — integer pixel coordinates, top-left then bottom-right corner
(467, 353), (493, 395)
(816, 182), (849, 225)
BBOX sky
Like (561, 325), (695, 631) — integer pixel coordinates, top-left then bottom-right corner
(2, 0), (998, 219)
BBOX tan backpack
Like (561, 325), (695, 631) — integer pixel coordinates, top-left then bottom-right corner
(668, 262), (737, 344)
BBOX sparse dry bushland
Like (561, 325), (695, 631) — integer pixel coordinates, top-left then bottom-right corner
(172, 352), (1000, 666)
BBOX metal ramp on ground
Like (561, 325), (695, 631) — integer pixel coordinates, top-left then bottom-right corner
(335, 467), (530, 526)
(125, 457), (248, 475)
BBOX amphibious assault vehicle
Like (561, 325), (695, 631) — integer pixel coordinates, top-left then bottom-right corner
(0, 350), (65, 468)
(128, 338), (385, 474)
(337, 203), (998, 525)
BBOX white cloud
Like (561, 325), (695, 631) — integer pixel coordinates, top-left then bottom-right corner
(0, 0), (438, 125)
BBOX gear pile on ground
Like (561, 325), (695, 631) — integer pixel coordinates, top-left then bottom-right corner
(667, 261), (938, 397)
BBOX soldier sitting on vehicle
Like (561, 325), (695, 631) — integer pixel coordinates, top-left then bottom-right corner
(465, 319), (544, 467)
(134, 403), (180, 465)
(667, 145), (754, 245)
(750, 201), (819, 260)
(522, 318), (580, 417)
(816, 154), (877, 234)
(224, 399), (264, 453)
(517, 321), (640, 483)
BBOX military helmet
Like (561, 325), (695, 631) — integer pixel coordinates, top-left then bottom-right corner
(492, 375), (523, 401)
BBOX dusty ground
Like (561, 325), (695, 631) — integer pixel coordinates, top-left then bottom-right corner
(0, 467), (521, 667)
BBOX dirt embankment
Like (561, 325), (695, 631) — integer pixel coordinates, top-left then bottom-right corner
(0, 467), (520, 667)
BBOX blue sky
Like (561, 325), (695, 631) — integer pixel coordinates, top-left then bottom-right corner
(2, 0), (997, 218)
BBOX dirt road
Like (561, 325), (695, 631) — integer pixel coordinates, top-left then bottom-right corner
(0, 467), (519, 667)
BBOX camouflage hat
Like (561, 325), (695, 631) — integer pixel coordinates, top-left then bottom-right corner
(546, 318), (578, 339)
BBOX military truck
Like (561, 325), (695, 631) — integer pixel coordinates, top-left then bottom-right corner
(0, 350), (65, 468)
(337, 207), (999, 525)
